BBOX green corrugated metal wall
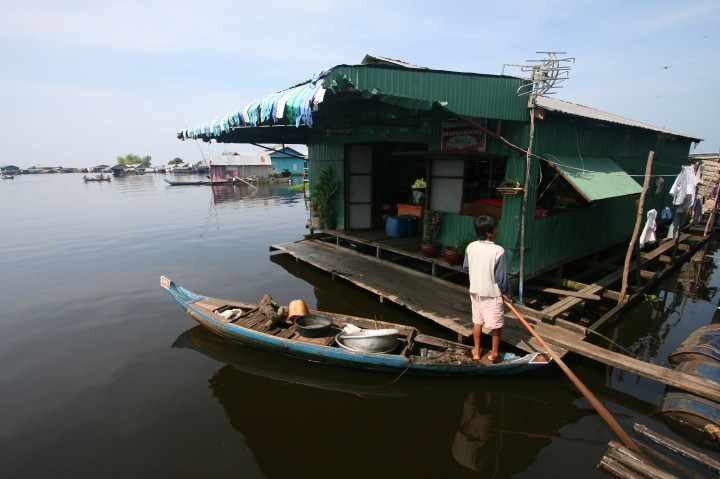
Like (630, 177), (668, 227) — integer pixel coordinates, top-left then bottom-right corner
(307, 79), (696, 278)
(506, 112), (695, 277)
(327, 66), (529, 122)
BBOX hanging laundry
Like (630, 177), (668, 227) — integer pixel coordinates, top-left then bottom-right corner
(654, 177), (665, 195)
(660, 206), (673, 220)
(668, 165), (698, 206)
(640, 209), (657, 248)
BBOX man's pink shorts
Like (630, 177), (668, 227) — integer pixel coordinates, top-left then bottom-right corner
(470, 294), (504, 329)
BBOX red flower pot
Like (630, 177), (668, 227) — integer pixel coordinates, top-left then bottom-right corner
(444, 247), (464, 266)
(421, 242), (440, 258)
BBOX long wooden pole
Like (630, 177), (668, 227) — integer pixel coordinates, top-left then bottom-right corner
(504, 300), (642, 453)
(519, 103), (536, 303)
(704, 149), (720, 236)
(619, 151), (654, 303)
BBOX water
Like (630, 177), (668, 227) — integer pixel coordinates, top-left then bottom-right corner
(1, 173), (718, 478)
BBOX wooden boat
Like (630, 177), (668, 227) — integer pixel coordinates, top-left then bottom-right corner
(160, 276), (550, 376)
(82, 175), (111, 182)
(2, 175), (13, 179)
(164, 178), (210, 186)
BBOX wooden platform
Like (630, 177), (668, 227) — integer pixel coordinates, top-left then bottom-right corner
(270, 230), (720, 402)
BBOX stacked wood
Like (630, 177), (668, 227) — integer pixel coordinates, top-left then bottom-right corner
(598, 424), (720, 479)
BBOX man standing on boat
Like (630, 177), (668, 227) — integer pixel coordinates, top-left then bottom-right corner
(464, 215), (512, 362)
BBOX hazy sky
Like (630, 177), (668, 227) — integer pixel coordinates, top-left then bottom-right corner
(1, 0), (718, 168)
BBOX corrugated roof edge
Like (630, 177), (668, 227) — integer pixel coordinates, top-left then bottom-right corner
(328, 62), (526, 82)
(536, 96), (702, 142)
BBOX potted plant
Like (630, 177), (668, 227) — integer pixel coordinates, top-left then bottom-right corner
(309, 200), (322, 228)
(444, 236), (471, 266)
(496, 177), (523, 195)
(411, 178), (426, 204)
(421, 210), (444, 257)
(310, 167), (340, 229)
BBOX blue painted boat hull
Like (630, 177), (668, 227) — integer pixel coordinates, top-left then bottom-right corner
(160, 276), (550, 376)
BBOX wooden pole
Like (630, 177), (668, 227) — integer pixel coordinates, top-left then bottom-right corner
(634, 423), (720, 472)
(519, 103), (537, 303)
(619, 151), (654, 303)
(505, 300), (643, 453)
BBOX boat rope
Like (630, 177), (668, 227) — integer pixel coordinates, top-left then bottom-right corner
(585, 329), (637, 357)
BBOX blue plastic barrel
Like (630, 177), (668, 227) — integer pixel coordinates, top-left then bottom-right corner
(386, 216), (407, 238)
(400, 214), (419, 235)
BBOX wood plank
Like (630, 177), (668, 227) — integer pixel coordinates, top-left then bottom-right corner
(540, 283), (605, 319)
(271, 239), (577, 356)
(524, 284), (602, 300)
(544, 330), (720, 402)
(639, 270), (658, 280)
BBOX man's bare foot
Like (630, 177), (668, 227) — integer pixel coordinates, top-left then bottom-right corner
(485, 353), (502, 364)
(472, 348), (482, 360)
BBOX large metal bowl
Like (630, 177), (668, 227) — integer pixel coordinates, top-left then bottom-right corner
(295, 314), (333, 338)
(335, 328), (399, 353)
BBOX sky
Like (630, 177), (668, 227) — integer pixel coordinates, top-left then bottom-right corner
(1, 0), (718, 168)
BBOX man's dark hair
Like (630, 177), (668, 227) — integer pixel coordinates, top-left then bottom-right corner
(474, 215), (498, 240)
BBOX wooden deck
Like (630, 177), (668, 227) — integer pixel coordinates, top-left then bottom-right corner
(270, 226), (720, 402)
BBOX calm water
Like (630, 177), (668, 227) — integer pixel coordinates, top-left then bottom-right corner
(1, 173), (718, 478)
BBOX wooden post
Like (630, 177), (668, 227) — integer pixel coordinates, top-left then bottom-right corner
(519, 102), (536, 303)
(619, 151), (654, 303)
(704, 178), (720, 236)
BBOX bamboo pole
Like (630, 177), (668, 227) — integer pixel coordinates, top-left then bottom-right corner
(505, 300), (643, 453)
(634, 423), (720, 472)
(704, 167), (720, 236)
(619, 151), (654, 303)
(519, 104), (536, 303)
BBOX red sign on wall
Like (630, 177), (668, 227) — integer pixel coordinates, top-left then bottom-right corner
(441, 117), (487, 152)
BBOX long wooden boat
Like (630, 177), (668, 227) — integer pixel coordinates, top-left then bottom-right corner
(164, 178), (210, 186)
(160, 276), (550, 376)
(82, 175), (110, 182)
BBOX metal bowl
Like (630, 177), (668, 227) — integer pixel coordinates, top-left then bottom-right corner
(295, 314), (333, 338)
(335, 328), (399, 353)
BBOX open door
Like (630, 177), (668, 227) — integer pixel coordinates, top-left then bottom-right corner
(346, 145), (373, 230)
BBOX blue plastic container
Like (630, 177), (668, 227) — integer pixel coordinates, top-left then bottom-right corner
(386, 216), (408, 238)
(400, 214), (419, 235)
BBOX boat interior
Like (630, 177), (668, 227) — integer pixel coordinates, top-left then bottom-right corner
(189, 294), (504, 365)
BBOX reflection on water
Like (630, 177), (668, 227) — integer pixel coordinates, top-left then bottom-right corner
(174, 325), (600, 478)
(4, 174), (720, 477)
(452, 392), (494, 472)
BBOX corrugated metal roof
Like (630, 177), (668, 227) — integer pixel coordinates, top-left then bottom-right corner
(535, 96), (701, 142)
(544, 155), (642, 202)
(178, 61), (530, 141)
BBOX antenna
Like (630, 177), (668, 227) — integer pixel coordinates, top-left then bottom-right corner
(511, 51), (575, 97)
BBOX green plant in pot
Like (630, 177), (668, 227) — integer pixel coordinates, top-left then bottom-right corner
(311, 167), (340, 229)
(444, 236), (471, 266)
(421, 210), (444, 257)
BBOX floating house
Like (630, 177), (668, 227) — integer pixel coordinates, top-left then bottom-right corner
(268, 147), (307, 176)
(208, 152), (274, 183)
(111, 164), (139, 176)
(0, 165), (21, 175)
(178, 54), (702, 287)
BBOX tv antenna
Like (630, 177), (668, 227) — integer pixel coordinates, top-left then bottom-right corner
(504, 51), (575, 97)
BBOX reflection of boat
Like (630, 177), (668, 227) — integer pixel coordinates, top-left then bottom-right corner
(160, 276), (549, 376)
(82, 175), (111, 182)
(164, 178), (210, 186)
(175, 326), (418, 397)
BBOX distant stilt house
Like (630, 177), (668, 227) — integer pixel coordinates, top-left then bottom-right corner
(269, 147), (307, 176)
(84, 165), (111, 173)
(208, 152), (274, 183)
(0, 165), (21, 175)
(178, 54), (702, 284)
(111, 164), (139, 176)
